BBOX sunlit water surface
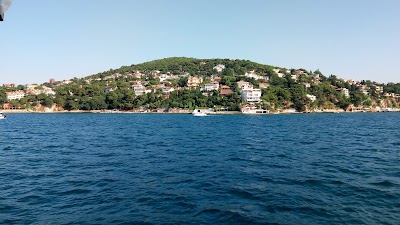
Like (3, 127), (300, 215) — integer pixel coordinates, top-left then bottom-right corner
(1, 113), (399, 225)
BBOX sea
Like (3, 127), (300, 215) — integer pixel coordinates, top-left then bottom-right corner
(0, 113), (399, 225)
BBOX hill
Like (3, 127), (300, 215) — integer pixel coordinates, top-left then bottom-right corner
(1, 57), (400, 113)
(88, 57), (276, 80)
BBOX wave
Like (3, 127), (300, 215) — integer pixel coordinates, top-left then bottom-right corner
(193, 208), (277, 225)
(59, 189), (92, 195)
(369, 180), (397, 187)
(228, 187), (260, 200)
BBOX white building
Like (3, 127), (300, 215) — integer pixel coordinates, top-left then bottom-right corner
(376, 86), (384, 93)
(162, 87), (175, 93)
(241, 88), (261, 102)
(237, 81), (253, 90)
(6, 91), (25, 100)
(26, 84), (38, 90)
(200, 82), (219, 92)
(134, 87), (151, 96)
(345, 79), (359, 85)
(244, 71), (263, 80)
(63, 80), (73, 84)
(290, 74), (299, 81)
(213, 64), (226, 73)
(337, 88), (350, 98)
(42, 88), (56, 95)
(273, 68), (286, 77)
(26, 86), (56, 96)
(159, 74), (170, 82)
(132, 84), (150, 96)
(358, 85), (370, 95)
(306, 94), (317, 102)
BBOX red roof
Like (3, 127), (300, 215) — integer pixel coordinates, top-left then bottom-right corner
(220, 89), (233, 95)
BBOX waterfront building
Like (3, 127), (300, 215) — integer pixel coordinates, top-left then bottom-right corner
(241, 88), (261, 102)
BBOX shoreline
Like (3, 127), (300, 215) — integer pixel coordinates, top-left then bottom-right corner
(1, 109), (399, 115)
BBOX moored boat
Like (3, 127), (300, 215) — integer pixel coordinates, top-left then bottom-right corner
(0, 112), (6, 119)
(192, 109), (207, 116)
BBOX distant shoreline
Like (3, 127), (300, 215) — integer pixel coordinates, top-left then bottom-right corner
(2, 109), (399, 115)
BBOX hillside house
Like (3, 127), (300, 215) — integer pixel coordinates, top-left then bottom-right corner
(132, 70), (142, 79)
(220, 85), (233, 95)
(237, 81), (253, 90)
(26, 84), (39, 90)
(345, 79), (359, 85)
(200, 82), (219, 92)
(258, 82), (270, 89)
(306, 94), (317, 102)
(244, 71), (265, 80)
(375, 86), (384, 93)
(336, 88), (350, 98)
(211, 75), (222, 83)
(6, 90), (25, 100)
(357, 85), (370, 95)
(213, 64), (226, 73)
(2, 84), (15, 88)
(162, 87), (175, 94)
(188, 76), (203, 87)
(132, 83), (150, 96)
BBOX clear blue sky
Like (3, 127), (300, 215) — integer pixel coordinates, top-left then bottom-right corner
(1, 0), (399, 84)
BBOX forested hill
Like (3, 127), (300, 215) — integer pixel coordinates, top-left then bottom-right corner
(87, 57), (276, 79)
(2, 57), (400, 112)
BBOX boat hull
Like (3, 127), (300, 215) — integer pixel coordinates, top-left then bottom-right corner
(193, 113), (207, 116)
(192, 109), (207, 116)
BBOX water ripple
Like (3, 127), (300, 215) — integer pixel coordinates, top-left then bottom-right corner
(1, 113), (400, 225)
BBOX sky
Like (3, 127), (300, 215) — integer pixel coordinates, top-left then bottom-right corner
(1, 0), (399, 85)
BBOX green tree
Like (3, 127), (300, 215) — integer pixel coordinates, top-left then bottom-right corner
(350, 91), (366, 107)
(0, 88), (7, 104)
(65, 100), (79, 110)
(42, 97), (54, 108)
(178, 77), (188, 87)
(290, 84), (309, 111)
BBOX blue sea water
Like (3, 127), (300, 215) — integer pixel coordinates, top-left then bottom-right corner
(0, 113), (400, 225)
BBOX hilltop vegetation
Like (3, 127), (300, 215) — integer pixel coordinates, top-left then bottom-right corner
(89, 57), (275, 79)
(1, 57), (400, 112)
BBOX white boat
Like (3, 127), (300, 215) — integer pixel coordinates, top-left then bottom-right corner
(192, 109), (207, 116)
(0, 112), (6, 119)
